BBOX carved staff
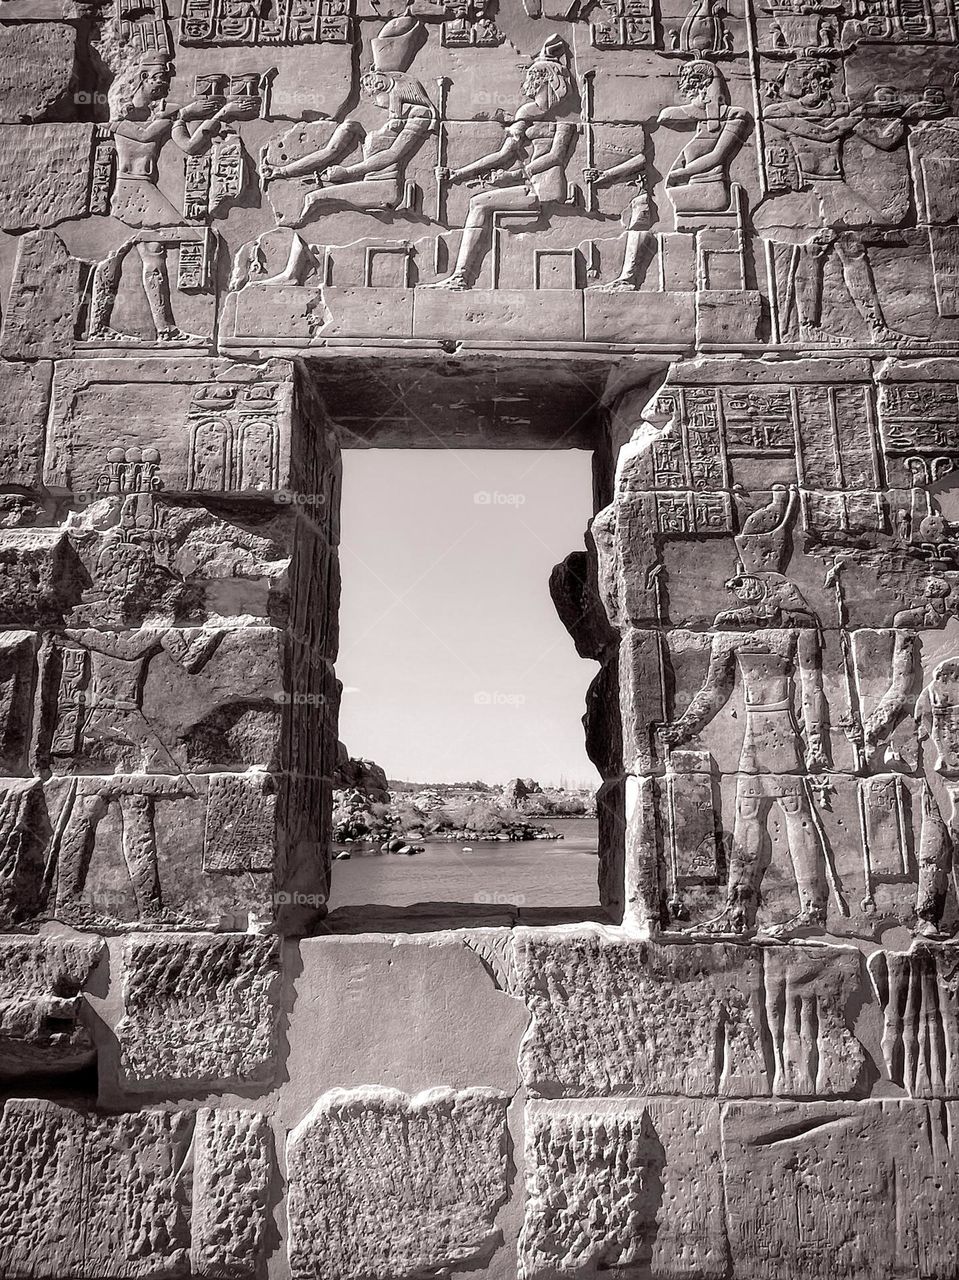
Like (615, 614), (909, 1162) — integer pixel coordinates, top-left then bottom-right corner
(580, 69), (597, 214)
(803, 776), (851, 919)
(824, 556), (865, 774)
(435, 76), (451, 224)
(42, 775), (79, 904)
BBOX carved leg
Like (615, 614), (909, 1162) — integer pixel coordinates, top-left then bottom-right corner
(119, 793), (162, 918)
(423, 221), (487, 291)
(590, 197), (655, 291)
(760, 790), (829, 937)
(796, 235), (846, 344)
(590, 230), (656, 292)
(835, 232), (921, 348)
(88, 240), (139, 342)
(138, 242), (207, 345)
(915, 781), (953, 939)
(701, 787), (765, 935)
(54, 788), (111, 914)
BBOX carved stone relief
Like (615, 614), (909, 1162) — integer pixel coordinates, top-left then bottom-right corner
(2, 0), (959, 1272)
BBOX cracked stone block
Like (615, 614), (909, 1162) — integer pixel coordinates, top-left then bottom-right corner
(0, 934), (102, 1078)
(0, 1100), (271, 1278)
(0, 23), (77, 122)
(520, 1099), (728, 1280)
(516, 933), (767, 1097)
(287, 1086), (510, 1279)
(116, 934), (281, 1091)
(722, 1099), (959, 1280)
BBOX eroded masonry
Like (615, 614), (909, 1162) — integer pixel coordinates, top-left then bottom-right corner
(0, 0), (959, 1272)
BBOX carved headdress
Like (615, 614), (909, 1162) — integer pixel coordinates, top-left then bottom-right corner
(522, 34), (572, 108)
(734, 483), (796, 574)
(370, 13), (427, 72)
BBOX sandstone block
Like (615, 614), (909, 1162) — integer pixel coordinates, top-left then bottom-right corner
(722, 1100), (959, 1280)
(516, 933), (767, 1097)
(0, 934), (102, 1077)
(0, 1100), (271, 1277)
(0, 123), (91, 229)
(116, 934), (281, 1091)
(287, 1086), (510, 1279)
(0, 358), (51, 482)
(520, 1099), (728, 1279)
(0, 23), (76, 122)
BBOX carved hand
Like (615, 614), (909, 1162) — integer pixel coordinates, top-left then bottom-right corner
(658, 721), (689, 748)
(904, 99), (950, 122)
(179, 98), (222, 122)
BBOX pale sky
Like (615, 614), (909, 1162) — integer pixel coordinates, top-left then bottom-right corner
(336, 449), (600, 788)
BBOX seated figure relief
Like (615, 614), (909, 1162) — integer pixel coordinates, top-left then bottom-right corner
(425, 35), (577, 290)
(259, 15), (438, 229)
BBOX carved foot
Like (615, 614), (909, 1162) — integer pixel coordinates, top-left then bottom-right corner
(913, 918), (954, 941)
(588, 277), (638, 293)
(421, 272), (472, 291)
(870, 323), (925, 350)
(156, 326), (210, 346)
(758, 907), (827, 939)
(798, 322), (854, 346)
(695, 905), (752, 937)
(88, 326), (141, 343)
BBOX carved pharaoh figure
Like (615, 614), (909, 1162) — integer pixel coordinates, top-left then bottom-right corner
(88, 50), (242, 345)
(425, 35), (576, 290)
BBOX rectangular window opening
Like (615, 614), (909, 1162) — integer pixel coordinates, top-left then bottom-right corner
(325, 444), (618, 932)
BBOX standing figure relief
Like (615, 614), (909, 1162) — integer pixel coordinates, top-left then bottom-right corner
(88, 50), (243, 345)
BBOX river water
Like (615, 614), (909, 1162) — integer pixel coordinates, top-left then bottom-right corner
(328, 816), (600, 910)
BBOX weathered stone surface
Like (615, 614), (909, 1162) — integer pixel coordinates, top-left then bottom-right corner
(0, 123), (91, 229)
(0, 359), (51, 483)
(0, 231), (84, 358)
(0, 1099), (271, 1277)
(520, 1099), (727, 1279)
(287, 1086), (510, 1279)
(722, 1100), (959, 1280)
(0, 24), (76, 122)
(116, 934), (280, 1090)
(0, 934), (102, 1077)
(45, 359), (299, 497)
(516, 933), (767, 1097)
(517, 934), (870, 1099)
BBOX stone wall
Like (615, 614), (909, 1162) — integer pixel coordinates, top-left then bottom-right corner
(1, 0), (959, 1274)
